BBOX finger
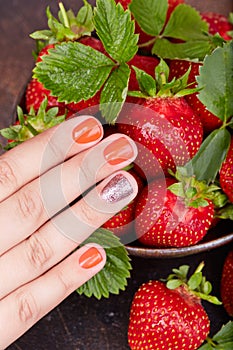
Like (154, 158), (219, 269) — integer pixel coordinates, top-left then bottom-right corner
(0, 115), (103, 202)
(0, 134), (137, 255)
(0, 170), (138, 299)
(0, 243), (106, 349)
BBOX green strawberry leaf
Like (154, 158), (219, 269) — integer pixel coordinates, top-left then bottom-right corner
(152, 38), (212, 61)
(199, 322), (233, 349)
(162, 4), (209, 41)
(132, 66), (156, 96)
(33, 41), (115, 103)
(150, 4), (213, 60)
(129, 0), (168, 36)
(184, 128), (231, 183)
(94, 0), (138, 63)
(187, 271), (202, 290)
(30, 1), (94, 44)
(217, 204), (233, 220)
(197, 41), (233, 122)
(213, 321), (233, 343)
(76, 228), (132, 299)
(100, 63), (131, 123)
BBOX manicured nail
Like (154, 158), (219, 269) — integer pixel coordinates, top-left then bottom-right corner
(103, 137), (135, 165)
(100, 173), (134, 203)
(72, 118), (102, 144)
(79, 247), (103, 269)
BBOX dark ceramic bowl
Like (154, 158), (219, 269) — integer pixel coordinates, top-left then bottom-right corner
(125, 220), (233, 258)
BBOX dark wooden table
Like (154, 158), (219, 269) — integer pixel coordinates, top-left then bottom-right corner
(1, 1), (233, 349)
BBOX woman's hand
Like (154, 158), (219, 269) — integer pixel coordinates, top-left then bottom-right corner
(0, 115), (138, 349)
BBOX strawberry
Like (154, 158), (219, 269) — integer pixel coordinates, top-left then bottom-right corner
(117, 59), (203, 180)
(25, 78), (67, 114)
(219, 137), (233, 203)
(102, 169), (144, 237)
(134, 176), (215, 247)
(201, 12), (233, 41)
(221, 249), (233, 316)
(128, 262), (221, 350)
(169, 59), (223, 134)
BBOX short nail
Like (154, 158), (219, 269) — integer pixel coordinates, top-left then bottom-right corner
(79, 247), (103, 269)
(72, 118), (102, 144)
(103, 137), (134, 165)
(100, 173), (134, 203)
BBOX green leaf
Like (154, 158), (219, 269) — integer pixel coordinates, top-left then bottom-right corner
(132, 66), (156, 96)
(218, 204), (233, 220)
(94, 0), (138, 63)
(163, 4), (209, 41)
(188, 271), (202, 290)
(33, 41), (115, 103)
(100, 64), (131, 123)
(213, 322), (233, 343)
(198, 343), (213, 350)
(0, 127), (19, 140)
(76, 0), (95, 33)
(129, 0), (168, 36)
(76, 228), (132, 299)
(155, 58), (170, 90)
(166, 279), (183, 290)
(168, 183), (185, 197)
(152, 38), (212, 60)
(197, 41), (233, 121)
(193, 291), (222, 305)
(184, 128), (231, 183)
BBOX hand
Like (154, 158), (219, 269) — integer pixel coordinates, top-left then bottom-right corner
(0, 115), (138, 349)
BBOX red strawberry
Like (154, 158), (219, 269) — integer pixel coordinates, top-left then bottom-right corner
(169, 59), (222, 134)
(220, 137), (233, 203)
(26, 44), (67, 114)
(128, 263), (220, 350)
(36, 43), (55, 62)
(102, 169), (144, 237)
(221, 249), (233, 316)
(201, 12), (233, 41)
(25, 78), (67, 114)
(134, 177), (214, 247)
(117, 96), (203, 179)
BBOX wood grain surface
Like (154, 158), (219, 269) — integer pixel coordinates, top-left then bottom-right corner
(0, 1), (233, 349)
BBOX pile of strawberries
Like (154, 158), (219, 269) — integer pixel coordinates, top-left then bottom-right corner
(1, 1), (233, 349)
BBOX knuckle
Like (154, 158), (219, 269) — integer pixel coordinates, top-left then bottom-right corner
(0, 158), (17, 190)
(46, 137), (66, 165)
(16, 290), (39, 324)
(78, 201), (97, 226)
(56, 269), (74, 294)
(16, 187), (43, 221)
(25, 231), (53, 271)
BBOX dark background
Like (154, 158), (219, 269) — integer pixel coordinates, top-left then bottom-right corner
(0, 1), (233, 349)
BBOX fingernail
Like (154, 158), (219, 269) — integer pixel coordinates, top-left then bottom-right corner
(72, 118), (102, 144)
(103, 137), (135, 165)
(100, 173), (134, 203)
(79, 247), (103, 269)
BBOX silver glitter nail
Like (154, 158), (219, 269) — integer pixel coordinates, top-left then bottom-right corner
(100, 174), (133, 203)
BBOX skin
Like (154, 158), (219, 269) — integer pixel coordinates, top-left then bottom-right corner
(0, 115), (138, 349)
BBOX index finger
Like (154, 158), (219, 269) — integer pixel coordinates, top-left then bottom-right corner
(0, 115), (103, 202)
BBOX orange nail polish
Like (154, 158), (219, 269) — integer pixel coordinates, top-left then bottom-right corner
(104, 137), (134, 165)
(72, 118), (102, 144)
(79, 247), (103, 269)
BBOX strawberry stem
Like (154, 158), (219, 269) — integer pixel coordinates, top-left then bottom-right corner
(138, 37), (156, 48)
(58, 2), (70, 28)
